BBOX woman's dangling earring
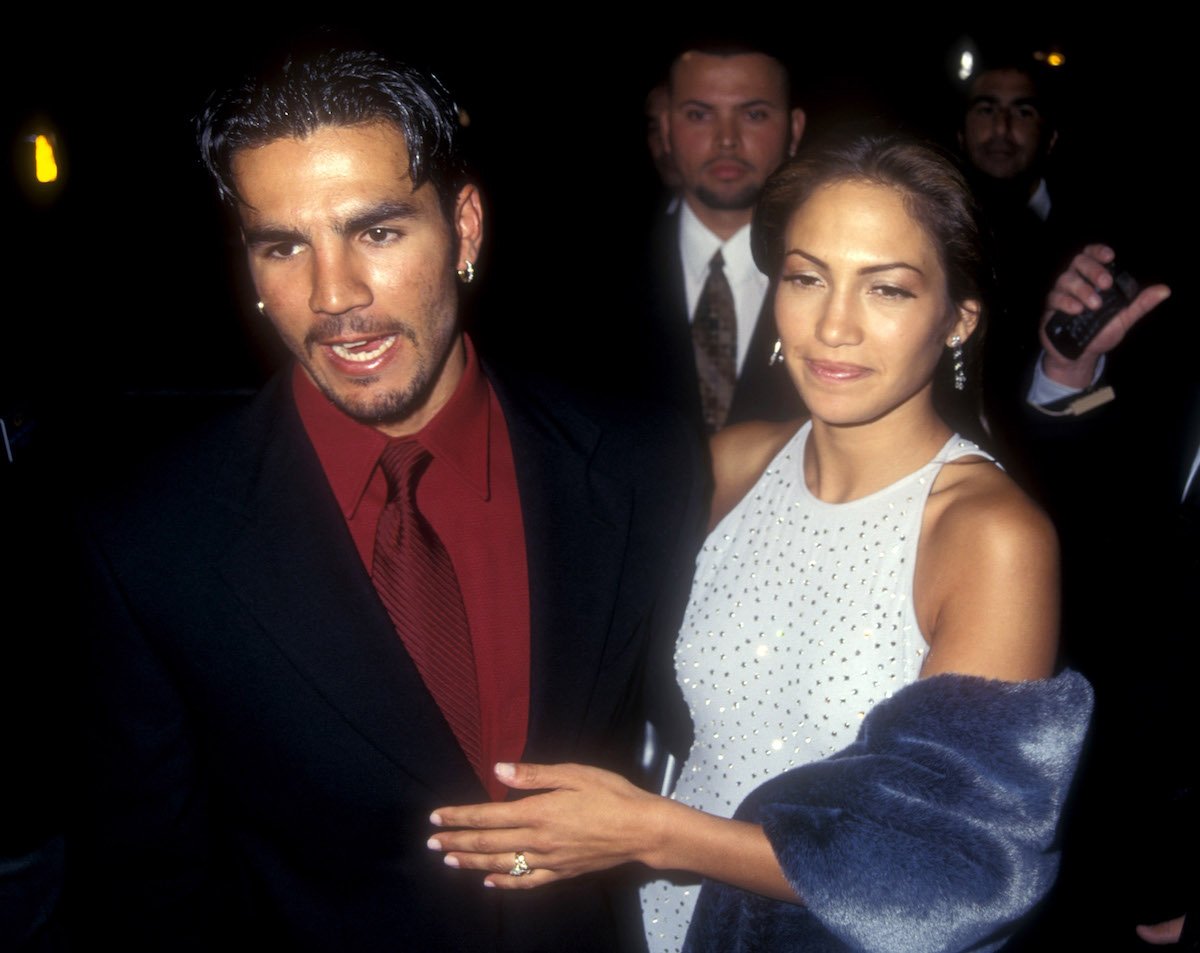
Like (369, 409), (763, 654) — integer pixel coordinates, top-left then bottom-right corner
(256, 300), (266, 314)
(949, 335), (965, 391)
(769, 339), (784, 366)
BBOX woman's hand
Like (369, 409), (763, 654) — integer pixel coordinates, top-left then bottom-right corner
(427, 762), (664, 889)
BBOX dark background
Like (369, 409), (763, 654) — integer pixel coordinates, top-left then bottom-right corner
(3, 16), (1186, 438)
(2, 15), (1190, 949)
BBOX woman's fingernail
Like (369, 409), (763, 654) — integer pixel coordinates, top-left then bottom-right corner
(429, 812), (443, 826)
(443, 855), (460, 868)
(426, 837), (441, 851)
(495, 762), (516, 780)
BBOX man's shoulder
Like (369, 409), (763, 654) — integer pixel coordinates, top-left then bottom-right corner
(83, 373), (300, 533)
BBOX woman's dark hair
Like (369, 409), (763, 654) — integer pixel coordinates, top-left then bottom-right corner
(196, 48), (468, 221)
(751, 134), (990, 438)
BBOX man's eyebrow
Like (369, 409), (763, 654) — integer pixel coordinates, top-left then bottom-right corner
(241, 201), (424, 247)
(679, 97), (779, 110)
(968, 94), (1041, 110)
(243, 224), (308, 247)
(339, 200), (423, 236)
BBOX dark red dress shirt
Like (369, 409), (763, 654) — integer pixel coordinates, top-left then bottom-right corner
(293, 337), (530, 801)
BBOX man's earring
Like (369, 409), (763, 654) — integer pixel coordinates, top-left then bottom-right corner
(456, 260), (475, 284)
(949, 335), (965, 391)
(769, 339), (784, 366)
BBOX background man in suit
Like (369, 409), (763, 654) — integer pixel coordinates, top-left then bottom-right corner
(638, 45), (806, 433)
(1008, 243), (1193, 951)
(955, 52), (1081, 470)
(69, 47), (703, 951)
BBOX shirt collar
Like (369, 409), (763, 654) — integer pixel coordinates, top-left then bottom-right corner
(293, 334), (491, 518)
(679, 199), (757, 284)
(1028, 178), (1052, 222)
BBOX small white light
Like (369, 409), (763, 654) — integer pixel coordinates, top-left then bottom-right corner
(958, 50), (974, 82)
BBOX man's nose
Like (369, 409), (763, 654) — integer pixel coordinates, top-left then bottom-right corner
(309, 247), (373, 315)
(715, 114), (740, 150)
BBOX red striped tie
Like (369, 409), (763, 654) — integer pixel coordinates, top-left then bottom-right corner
(372, 439), (482, 780)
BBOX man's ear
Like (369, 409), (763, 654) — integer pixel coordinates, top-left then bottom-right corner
(454, 184), (483, 268)
(787, 108), (806, 158)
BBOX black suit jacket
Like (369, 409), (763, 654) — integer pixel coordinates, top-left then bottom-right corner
(70, 364), (704, 952)
(630, 208), (804, 433)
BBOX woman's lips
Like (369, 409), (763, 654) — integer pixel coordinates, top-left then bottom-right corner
(804, 359), (871, 382)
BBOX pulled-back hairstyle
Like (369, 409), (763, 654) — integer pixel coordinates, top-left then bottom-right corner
(196, 48), (468, 220)
(751, 135), (990, 438)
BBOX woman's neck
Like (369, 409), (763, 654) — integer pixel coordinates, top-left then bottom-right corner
(803, 401), (953, 504)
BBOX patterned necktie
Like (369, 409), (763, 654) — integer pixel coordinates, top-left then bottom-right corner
(692, 248), (737, 432)
(372, 439), (482, 779)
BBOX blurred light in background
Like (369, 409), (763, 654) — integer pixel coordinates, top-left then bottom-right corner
(957, 50), (974, 82)
(34, 134), (58, 183)
(1033, 49), (1067, 67)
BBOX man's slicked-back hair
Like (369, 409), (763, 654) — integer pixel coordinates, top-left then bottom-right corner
(197, 48), (468, 219)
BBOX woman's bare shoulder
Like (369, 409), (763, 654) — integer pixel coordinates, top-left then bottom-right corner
(917, 456), (1059, 681)
(708, 419), (805, 531)
(928, 456), (1056, 552)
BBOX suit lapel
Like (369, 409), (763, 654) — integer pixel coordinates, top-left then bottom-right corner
(213, 377), (483, 800)
(490, 373), (635, 763)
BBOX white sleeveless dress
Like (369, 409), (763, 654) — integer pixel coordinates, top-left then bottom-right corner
(640, 422), (993, 953)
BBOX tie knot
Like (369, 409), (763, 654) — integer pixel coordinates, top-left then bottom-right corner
(378, 439), (432, 503)
(709, 248), (725, 272)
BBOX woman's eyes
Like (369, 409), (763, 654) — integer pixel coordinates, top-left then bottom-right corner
(781, 274), (917, 302)
(782, 272), (822, 288)
(872, 283), (916, 300)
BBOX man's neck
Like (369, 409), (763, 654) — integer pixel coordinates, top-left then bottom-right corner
(683, 194), (753, 243)
(974, 170), (1042, 212)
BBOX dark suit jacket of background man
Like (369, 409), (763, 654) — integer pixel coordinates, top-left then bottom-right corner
(70, 359), (706, 952)
(623, 208), (804, 434)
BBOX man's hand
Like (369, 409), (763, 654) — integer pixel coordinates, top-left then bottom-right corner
(1136, 914), (1186, 945)
(1039, 244), (1171, 389)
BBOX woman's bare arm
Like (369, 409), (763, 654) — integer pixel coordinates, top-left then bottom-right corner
(428, 761), (799, 901)
(915, 461), (1059, 681)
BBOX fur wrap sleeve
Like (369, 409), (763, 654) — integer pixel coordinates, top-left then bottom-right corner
(683, 670), (1093, 953)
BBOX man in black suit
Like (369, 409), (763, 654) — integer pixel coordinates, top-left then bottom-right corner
(638, 46), (806, 433)
(69, 48), (704, 952)
(1011, 244), (1196, 951)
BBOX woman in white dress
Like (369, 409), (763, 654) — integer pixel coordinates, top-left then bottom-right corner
(427, 137), (1090, 952)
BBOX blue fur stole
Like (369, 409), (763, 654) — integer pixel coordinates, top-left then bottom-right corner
(683, 670), (1093, 953)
